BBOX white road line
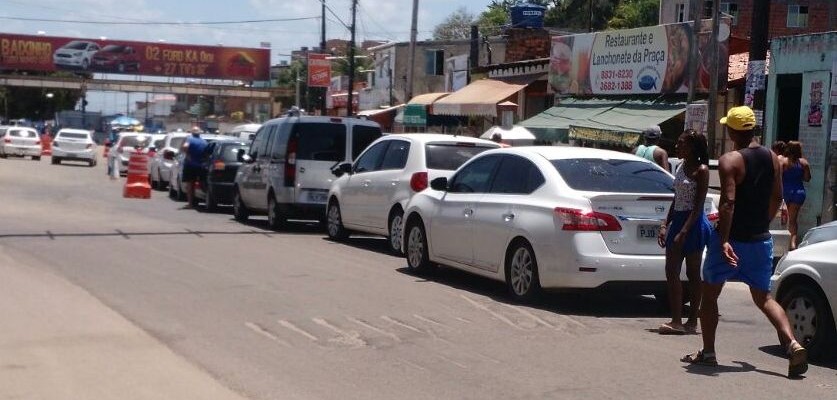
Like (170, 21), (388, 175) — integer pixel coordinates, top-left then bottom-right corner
(278, 319), (319, 341)
(347, 316), (401, 342)
(459, 295), (523, 330)
(312, 318), (367, 347)
(381, 316), (425, 334)
(455, 317), (473, 324)
(245, 322), (290, 347)
(501, 304), (556, 329)
(412, 314), (450, 329)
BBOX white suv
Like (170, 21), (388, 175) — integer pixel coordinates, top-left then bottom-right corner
(51, 128), (97, 166)
(149, 132), (189, 189)
(326, 134), (499, 253)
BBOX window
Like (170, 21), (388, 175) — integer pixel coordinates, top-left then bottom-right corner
(221, 144), (249, 162)
(551, 159), (673, 194)
(424, 143), (497, 170)
(249, 125), (270, 159)
(449, 155), (501, 193)
(353, 141), (389, 173)
(425, 49), (444, 76)
(294, 123), (346, 162)
(351, 125), (383, 159)
(9, 129), (38, 138)
(676, 3), (687, 23)
(703, 1), (714, 18)
(490, 156), (545, 194)
(380, 140), (410, 170)
(268, 123), (291, 161)
(787, 5), (808, 28)
(720, 2), (738, 25)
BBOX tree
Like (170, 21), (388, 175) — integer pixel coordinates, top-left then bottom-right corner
(544, 0), (619, 32)
(432, 7), (476, 40)
(607, 0), (659, 29)
(476, 7), (508, 37)
(0, 71), (81, 121)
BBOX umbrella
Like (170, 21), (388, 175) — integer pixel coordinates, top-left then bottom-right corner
(110, 116), (141, 126)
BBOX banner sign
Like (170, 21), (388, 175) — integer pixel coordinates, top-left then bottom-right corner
(550, 19), (729, 95)
(307, 53), (331, 88)
(684, 102), (709, 135)
(0, 33), (270, 80)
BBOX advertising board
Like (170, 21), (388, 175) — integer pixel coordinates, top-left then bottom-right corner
(307, 53), (331, 88)
(0, 33), (270, 80)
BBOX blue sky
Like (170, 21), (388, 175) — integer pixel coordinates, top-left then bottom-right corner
(0, 0), (495, 64)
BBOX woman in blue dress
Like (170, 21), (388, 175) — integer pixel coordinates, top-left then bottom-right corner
(781, 141), (811, 250)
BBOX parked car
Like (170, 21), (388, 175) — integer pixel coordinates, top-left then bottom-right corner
(149, 131), (189, 189)
(233, 116), (382, 229)
(144, 134), (167, 160)
(51, 128), (97, 166)
(771, 238), (837, 360)
(195, 141), (250, 211)
(92, 45), (140, 72)
(798, 220), (837, 249)
(225, 123), (261, 142)
(106, 133), (151, 176)
(402, 147), (717, 302)
(168, 135), (238, 203)
(326, 134), (500, 254)
(0, 126), (42, 160)
(53, 40), (100, 70)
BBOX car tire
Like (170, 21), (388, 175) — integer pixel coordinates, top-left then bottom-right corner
(388, 208), (405, 255)
(780, 284), (837, 361)
(405, 219), (434, 274)
(52, 157), (60, 165)
(267, 194), (288, 230)
(32, 156), (41, 161)
(505, 241), (541, 303)
(150, 175), (158, 189)
(168, 183), (177, 200)
(326, 199), (349, 240)
(205, 184), (218, 212)
(91, 159), (97, 167)
(233, 189), (249, 222)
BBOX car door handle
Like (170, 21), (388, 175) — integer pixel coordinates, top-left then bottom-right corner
(362, 180), (372, 187)
(502, 213), (515, 221)
(464, 208), (474, 217)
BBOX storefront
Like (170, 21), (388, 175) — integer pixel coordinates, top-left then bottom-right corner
(765, 31), (837, 229)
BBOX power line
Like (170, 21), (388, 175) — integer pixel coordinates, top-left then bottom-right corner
(0, 16), (320, 25)
(316, 0), (350, 30)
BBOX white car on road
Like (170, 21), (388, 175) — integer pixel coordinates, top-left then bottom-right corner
(0, 126), (42, 160)
(107, 133), (151, 176)
(53, 40), (100, 70)
(403, 146), (716, 302)
(51, 128), (98, 166)
(149, 131), (189, 189)
(326, 134), (499, 253)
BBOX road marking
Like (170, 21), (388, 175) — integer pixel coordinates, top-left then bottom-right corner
(501, 304), (556, 329)
(278, 320), (319, 341)
(412, 314), (450, 329)
(455, 317), (472, 324)
(434, 353), (467, 369)
(245, 322), (290, 347)
(347, 317), (401, 342)
(312, 318), (367, 348)
(381, 316), (425, 334)
(459, 295), (523, 330)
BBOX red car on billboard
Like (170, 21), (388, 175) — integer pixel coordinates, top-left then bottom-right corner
(91, 45), (141, 73)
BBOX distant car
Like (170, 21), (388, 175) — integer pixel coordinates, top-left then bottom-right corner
(402, 147), (717, 302)
(0, 126), (42, 160)
(53, 40), (100, 70)
(106, 133), (151, 176)
(92, 45), (140, 73)
(149, 132), (189, 189)
(51, 128), (97, 166)
(326, 134), (500, 254)
(771, 239), (837, 361)
(195, 141), (250, 211)
(168, 135), (238, 204)
(224, 123), (260, 141)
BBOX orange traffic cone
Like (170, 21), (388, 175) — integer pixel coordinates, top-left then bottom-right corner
(123, 151), (151, 199)
(41, 135), (52, 156)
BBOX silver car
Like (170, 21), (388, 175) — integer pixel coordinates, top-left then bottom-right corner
(0, 126), (42, 160)
(51, 128), (98, 166)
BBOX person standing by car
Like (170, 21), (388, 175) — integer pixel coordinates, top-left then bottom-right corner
(634, 125), (669, 171)
(657, 129), (711, 335)
(180, 128), (208, 209)
(682, 106), (807, 378)
(781, 141), (811, 250)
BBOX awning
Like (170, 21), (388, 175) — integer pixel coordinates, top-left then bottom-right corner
(408, 92), (449, 105)
(519, 98), (623, 142)
(569, 99), (686, 147)
(432, 79), (526, 117)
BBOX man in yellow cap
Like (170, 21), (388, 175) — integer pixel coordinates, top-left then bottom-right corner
(681, 106), (807, 377)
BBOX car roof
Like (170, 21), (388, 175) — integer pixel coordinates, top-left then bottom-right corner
(231, 123), (261, 131)
(491, 146), (656, 162)
(382, 133), (499, 146)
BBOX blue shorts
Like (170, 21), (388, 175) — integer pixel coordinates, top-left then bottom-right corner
(665, 210), (712, 254)
(703, 230), (773, 292)
(783, 188), (806, 205)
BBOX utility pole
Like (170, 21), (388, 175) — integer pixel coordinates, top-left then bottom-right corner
(406, 0), (419, 101)
(320, 0), (327, 115)
(686, 0), (701, 103)
(295, 68), (301, 108)
(588, 0), (593, 32)
(747, 0), (770, 130)
(707, 0), (721, 157)
(347, 0), (357, 116)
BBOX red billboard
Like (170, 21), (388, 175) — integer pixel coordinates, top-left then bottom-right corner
(307, 53), (331, 88)
(0, 33), (270, 80)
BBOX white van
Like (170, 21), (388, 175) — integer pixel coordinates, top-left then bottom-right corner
(226, 123), (261, 142)
(233, 116), (382, 229)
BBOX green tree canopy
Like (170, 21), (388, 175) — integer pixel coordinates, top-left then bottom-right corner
(432, 7), (476, 40)
(607, 0), (659, 29)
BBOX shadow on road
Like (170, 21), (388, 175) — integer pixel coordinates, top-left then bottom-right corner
(324, 236), (398, 257)
(682, 360), (792, 379)
(228, 217), (325, 236)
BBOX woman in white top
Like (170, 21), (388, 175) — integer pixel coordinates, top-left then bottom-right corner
(657, 129), (712, 335)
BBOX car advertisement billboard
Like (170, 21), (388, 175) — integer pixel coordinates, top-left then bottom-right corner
(0, 33), (270, 80)
(307, 53), (331, 88)
(549, 19), (730, 95)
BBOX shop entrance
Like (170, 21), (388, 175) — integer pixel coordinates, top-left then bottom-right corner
(775, 73), (802, 142)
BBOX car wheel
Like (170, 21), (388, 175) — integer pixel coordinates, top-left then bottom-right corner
(781, 284), (837, 361)
(51, 157), (60, 165)
(233, 189), (249, 222)
(205, 184), (218, 212)
(506, 241), (541, 302)
(388, 208), (405, 255)
(267, 194), (288, 230)
(32, 156), (41, 161)
(326, 200), (349, 240)
(406, 219), (434, 274)
(91, 159), (97, 167)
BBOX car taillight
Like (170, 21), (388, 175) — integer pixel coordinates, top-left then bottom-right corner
(410, 172), (428, 192)
(213, 160), (225, 171)
(3, 138), (10, 143)
(35, 140), (41, 145)
(554, 207), (622, 231)
(284, 137), (297, 187)
(707, 212), (719, 223)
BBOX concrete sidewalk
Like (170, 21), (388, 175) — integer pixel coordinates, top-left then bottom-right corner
(0, 245), (249, 400)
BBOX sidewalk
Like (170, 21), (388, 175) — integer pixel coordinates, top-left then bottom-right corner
(0, 245), (249, 400)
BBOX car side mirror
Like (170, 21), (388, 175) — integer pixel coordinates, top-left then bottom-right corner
(430, 177), (448, 191)
(332, 162), (352, 177)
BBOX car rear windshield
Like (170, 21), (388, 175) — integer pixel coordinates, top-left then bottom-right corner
(169, 137), (186, 150)
(425, 143), (496, 170)
(118, 136), (143, 148)
(294, 123), (346, 161)
(551, 158), (673, 194)
(58, 132), (88, 140)
(220, 144), (249, 162)
(9, 129), (38, 138)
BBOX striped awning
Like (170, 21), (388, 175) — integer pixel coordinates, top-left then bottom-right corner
(432, 79), (526, 117)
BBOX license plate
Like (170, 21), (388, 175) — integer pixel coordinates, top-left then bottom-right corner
(308, 191), (327, 203)
(637, 224), (659, 239)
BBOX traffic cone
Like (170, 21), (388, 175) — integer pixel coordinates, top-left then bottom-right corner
(123, 151), (151, 199)
(41, 135), (52, 156)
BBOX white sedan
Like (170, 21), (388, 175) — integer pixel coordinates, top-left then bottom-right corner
(51, 128), (97, 166)
(771, 236), (837, 361)
(0, 126), (42, 160)
(402, 146), (716, 302)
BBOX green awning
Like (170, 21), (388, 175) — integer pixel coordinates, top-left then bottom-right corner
(519, 98), (623, 143)
(402, 104), (427, 127)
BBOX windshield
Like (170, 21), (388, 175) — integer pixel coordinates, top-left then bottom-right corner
(118, 136), (145, 148)
(220, 144), (249, 162)
(102, 45), (124, 52)
(425, 143), (497, 170)
(9, 129), (38, 138)
(551, 158), (674, 193)
(57, 132), (88, 140)
(64, 41), (88, 50)
(169, 137), (187, 150)
(294, 123), (346, 162)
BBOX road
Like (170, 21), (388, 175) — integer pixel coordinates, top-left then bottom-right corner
(1, 156), (835, 400)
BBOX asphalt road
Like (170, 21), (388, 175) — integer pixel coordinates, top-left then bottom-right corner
(1, 156), (835, 399)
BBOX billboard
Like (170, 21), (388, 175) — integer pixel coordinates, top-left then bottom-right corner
(307, 53), (331, 88)
(549, 19), (730, 95)
(0, 33), (270, 80)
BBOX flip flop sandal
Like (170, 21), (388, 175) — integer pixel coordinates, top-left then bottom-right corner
(683, 324), (698, 334)
(681, 350), (718, 366)
(658, 323), (686, 335)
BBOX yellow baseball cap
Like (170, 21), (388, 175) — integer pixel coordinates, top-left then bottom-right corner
(720, 106), (756, 131)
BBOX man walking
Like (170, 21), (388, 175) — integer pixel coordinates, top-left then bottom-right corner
(682, 106), (807, 378)
(635, 125), (669, 171)
(180, 127), (207, 209)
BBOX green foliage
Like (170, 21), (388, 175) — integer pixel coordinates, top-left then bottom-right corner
(0, 73), (81, 121)
(432, 7), (476, 40)
(607, 0), (659, 29)
(545, 0), (619, 32)
(477, 7), (509, 37)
